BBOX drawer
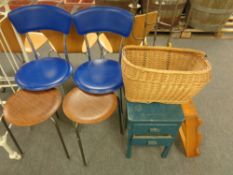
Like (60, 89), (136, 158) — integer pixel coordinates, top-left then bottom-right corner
(128, 123), (180, 135)
(131, 135), (173, 146)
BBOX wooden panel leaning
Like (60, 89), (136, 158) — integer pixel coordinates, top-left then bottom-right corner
(0, 17), (47, 53)
(179, 101), (202, 157)
(42, 26), (97, 53)
(98, 11), (158, 53)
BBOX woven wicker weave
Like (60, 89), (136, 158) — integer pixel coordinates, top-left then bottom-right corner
(122, 46), (212, 104)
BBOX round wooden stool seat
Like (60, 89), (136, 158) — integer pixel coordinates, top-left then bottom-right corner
(3, 89), (62, 126)
(63, 88), (117, 124)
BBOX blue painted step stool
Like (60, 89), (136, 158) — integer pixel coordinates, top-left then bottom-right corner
(126, 102), (184, 158)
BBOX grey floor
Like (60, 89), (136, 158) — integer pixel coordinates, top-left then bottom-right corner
(0, 35), (233, 175)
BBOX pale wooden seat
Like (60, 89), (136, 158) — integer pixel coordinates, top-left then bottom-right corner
(2, 88), (70, 159)
(3, 89), (61, 126)
(63, 87), (117, 124)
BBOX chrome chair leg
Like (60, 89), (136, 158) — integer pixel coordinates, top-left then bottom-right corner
(1, 117), (23, 155)
(59, 85), (65, 96)
(15, 53), (24, 64)
(75, 125), (87, 166)
(50, 117), (70, 159)
(117, 97), (124, 135)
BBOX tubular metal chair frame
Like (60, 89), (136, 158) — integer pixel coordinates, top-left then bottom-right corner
(0, 4), (71, 159)
(62, 7), (134, 165)
(85, 32), (126, 117)
(72, 7), (134, 121)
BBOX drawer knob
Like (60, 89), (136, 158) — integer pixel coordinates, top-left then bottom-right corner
(150, 128), (160, 132)
(148, 141), (157, 145)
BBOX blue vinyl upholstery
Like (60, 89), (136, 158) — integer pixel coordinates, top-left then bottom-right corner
(8, 5), (72, 34)
(16, 57), (72, 91)
(72, 6), (134, 37)
(72, 6), (134, 94)
(73, 59), (123, 94)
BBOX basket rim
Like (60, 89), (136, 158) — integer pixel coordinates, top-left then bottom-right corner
(122, 45), (212, 75)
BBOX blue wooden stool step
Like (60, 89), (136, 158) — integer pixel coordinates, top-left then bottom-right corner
(126, 102), (184, 158)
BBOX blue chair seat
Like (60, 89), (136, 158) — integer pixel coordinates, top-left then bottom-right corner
(73, 59), (123, 94)
(16, 57), (72, 91)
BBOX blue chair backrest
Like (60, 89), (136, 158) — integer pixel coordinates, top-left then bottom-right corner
(72, 6), (134, 37)
(8, 5), (72, 34)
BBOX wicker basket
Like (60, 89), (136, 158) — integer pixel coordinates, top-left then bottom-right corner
(122, 46), (212, 104)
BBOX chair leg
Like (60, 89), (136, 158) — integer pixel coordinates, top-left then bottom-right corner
(50, 117), (70, 159)
(59, 85), (65, 96)
(1, 117), (23, 155)
(76, 123), (81, 132)
(117, 97), (124, 135)
(119, 88), (124, 114)
(55, 112), (60, 120)
(75, 125), (87, 166)
(0, 70), (6, 93)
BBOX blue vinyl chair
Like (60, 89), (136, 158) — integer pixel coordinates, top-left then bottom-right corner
(72, 6), (134, 122)
(8, 5), (72, 91)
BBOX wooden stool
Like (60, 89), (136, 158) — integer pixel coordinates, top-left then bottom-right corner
(2, 89), (70, 158)
(180, 101), (202, 157)
(62, 87), (122, 166)
(126, 102), (184, 158)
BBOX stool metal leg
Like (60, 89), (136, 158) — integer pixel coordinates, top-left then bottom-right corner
(55, 112), (60, 120)
(1, 117), (23, 155)
(50, 117), (70, 159)
(119, 88), (124, 114)
(75, 125), (87, 166)
(76, 123), (81, 132)
(117, 97), (124, 135)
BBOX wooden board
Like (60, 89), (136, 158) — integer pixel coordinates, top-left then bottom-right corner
(180, 101), (202, 157)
